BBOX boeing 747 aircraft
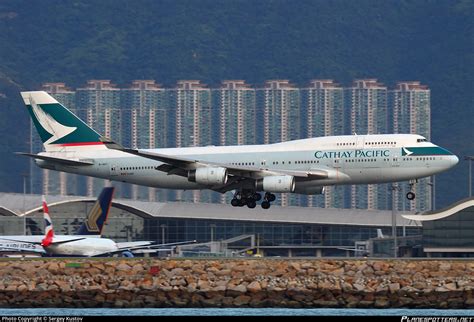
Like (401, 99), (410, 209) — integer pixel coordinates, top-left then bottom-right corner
(19, 91), (459, 209)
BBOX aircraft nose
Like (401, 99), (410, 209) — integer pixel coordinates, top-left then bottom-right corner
(450, 155), (459, 167)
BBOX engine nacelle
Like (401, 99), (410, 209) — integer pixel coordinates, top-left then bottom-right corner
(188, 167), (228, 185)
(255, 175), (296, 193)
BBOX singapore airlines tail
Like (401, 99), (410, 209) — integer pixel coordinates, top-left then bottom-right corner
(20, 91), (109, 152)
(76, 187), (114, 235)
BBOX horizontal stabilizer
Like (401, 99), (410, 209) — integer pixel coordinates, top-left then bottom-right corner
(16, 152), (94, 166)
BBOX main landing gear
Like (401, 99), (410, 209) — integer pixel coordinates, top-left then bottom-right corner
(231, 190), (276, 209)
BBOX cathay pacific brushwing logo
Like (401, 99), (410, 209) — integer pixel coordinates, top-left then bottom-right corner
(30, 96), (77, 145)
(402, 147), (413, 156)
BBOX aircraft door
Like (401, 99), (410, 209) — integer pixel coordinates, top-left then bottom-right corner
(110, 165), (119, 176)
(391, 153), (400, 167)
(355, 135), (365, 150)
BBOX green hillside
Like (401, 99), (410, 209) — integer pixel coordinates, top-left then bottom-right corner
(0, 0), (472, 207)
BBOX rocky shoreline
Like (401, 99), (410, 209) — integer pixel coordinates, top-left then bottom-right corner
(0, 259), (472, 308)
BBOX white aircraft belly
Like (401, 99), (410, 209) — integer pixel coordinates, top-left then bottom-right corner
(46, 239), (118, 257)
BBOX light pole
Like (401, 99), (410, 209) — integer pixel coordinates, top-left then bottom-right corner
(391, 183), (399, 258)
(210, 224), (216, 242)
(21, 173), (29, 235)
(465, 156), (474, 197)
(428, 176), (436, 210)
(160, 224), (167, 245)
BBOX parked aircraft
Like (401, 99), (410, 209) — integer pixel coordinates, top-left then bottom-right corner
(0, 187), (193, 256)
(19, 91), (459, 209)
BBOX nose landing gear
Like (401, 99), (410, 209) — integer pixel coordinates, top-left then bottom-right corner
(406, 180), (417, 200)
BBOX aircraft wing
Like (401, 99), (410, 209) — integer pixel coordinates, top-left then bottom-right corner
(115, 241), (154, 249)
(91, 240), (198, 257)
(16, 153), (94, 166)
(115, 240), (198, 251)
(105, 144), (329, 192)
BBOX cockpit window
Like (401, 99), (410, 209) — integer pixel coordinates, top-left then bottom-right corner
(417, 138), (428, 142)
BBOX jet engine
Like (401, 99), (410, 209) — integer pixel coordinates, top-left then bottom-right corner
(188, 167), (228, 185)
(255, 175), (296, 193)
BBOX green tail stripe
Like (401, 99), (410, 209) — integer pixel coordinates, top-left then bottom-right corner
(27, 103), (101, 144)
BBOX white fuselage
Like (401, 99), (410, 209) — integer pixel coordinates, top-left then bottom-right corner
(0, 235), (119, 257)
(35, 134), (459, 194)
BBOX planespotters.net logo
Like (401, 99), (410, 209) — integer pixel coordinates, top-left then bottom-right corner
(401, 317), (474, 322)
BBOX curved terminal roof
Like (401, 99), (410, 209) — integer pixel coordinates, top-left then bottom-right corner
(402, 197), (474, 221)
(0, 192), (418, 227)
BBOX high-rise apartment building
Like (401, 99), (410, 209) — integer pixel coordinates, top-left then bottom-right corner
(392, 81), (431, 212)
(121, 80), (171, 201)
(347, 79), (389, 210)
(261, 80), (301, 145)
(392, 81), (430, 140)
(305, 80), (345, 138)
(121, 80), (169, 149)
(303, 80), (346, 208)
(214, 80), (257, 203)
(172, 80), (214, 203)
(216, 80), (257, 146)
(76, 80), (122, 197)
(348, 79), (388, 137)
(173, 80), (212, 148)
(259, 80), (301, 206)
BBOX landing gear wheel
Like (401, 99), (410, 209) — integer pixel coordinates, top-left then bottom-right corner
(231, 199), (239, 207)
(261, 201), (271, 209)
(265, 193), (276, 202)
(406, 192), (416, 200)
(247, 200), (257, 209)
(253, 193), (262, 201)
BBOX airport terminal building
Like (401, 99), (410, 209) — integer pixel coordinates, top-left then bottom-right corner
(402, 198), (474, 258)
(3, 193), (473, 258)
(0, 192), (421, 257)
